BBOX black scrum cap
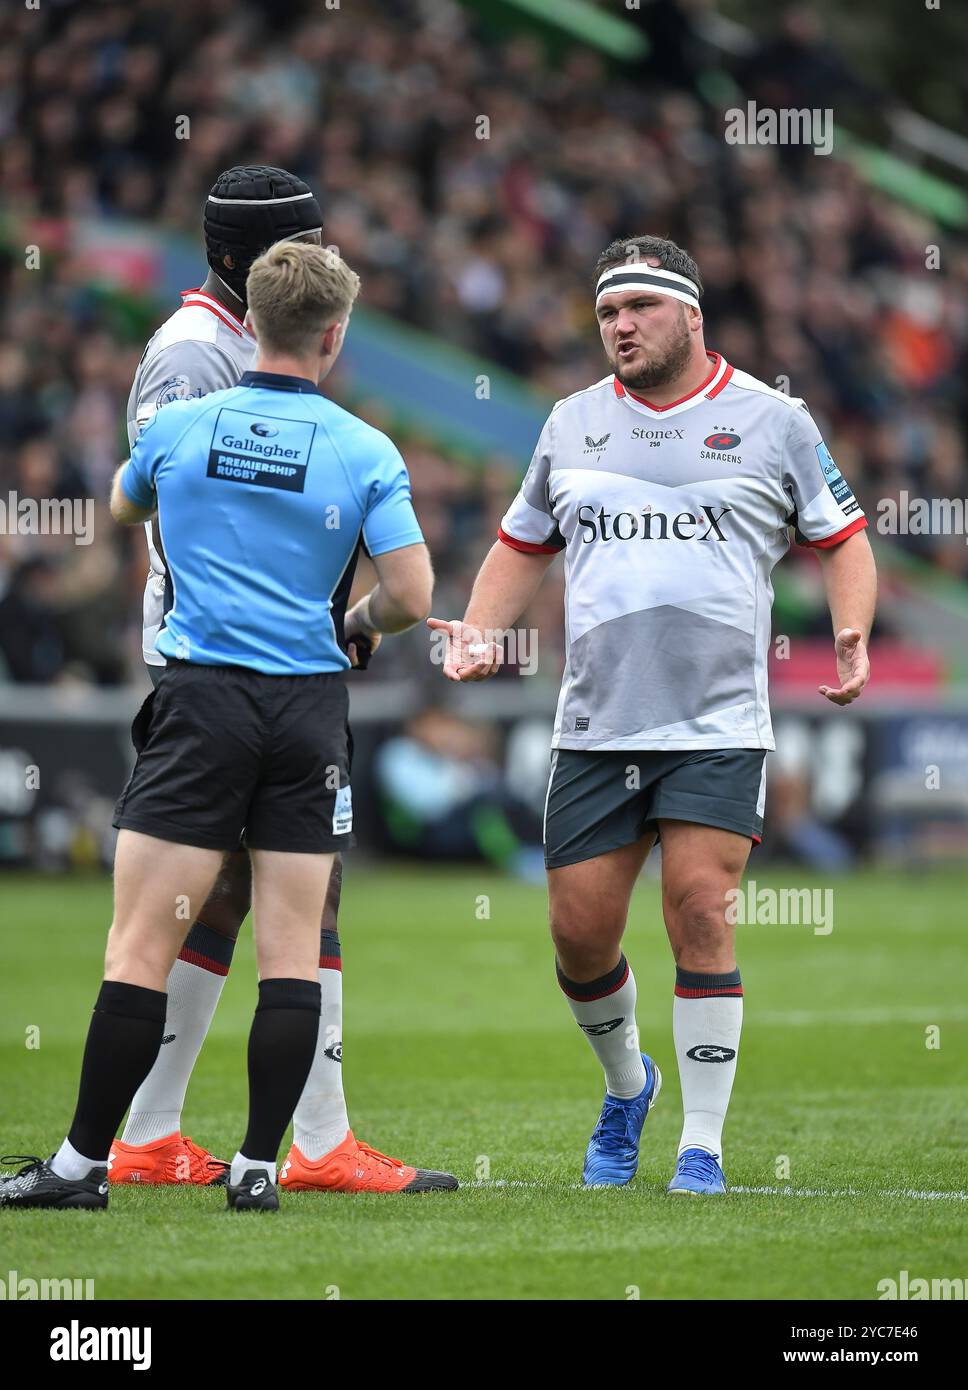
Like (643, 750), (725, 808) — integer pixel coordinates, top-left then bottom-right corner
(204, 165), (323, 300)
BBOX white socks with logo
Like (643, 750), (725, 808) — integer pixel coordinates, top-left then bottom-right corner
(673, 967), (743, 1158)
(557, 954), (647, 1099)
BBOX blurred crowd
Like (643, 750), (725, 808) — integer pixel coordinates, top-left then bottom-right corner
(2, 0), (968, 688)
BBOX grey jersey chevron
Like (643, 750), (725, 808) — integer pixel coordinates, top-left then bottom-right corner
(499, 358), (866, 751)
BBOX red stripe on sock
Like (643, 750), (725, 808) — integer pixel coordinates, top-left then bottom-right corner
(674, 985), (744, 999)
(318, 954), (342, 972)
(177, 948), (230, 977)
(559, 961), (629, 1003)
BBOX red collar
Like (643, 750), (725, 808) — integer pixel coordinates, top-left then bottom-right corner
(612, 353), (732, 411)
(179, 287), (250, 338)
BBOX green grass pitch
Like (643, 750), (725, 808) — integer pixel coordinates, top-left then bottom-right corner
(1, 864), (966, 1301)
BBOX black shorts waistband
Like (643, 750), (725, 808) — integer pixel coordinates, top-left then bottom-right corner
(164, 658), (347, 685)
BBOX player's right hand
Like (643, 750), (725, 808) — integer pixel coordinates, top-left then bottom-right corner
(426, 617), (503, 682)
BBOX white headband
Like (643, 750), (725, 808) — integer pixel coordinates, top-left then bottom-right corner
(596, 264), (701, 309)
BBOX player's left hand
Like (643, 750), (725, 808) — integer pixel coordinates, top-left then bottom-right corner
(819, 628), (869, 705)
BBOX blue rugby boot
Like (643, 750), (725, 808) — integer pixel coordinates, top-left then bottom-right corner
(582, 1055), (661, 1187)
(667, 1147), (727, 1195)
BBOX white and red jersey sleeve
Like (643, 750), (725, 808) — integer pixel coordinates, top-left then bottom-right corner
(498, 414), (566, 555)
(782, 403), (867, 548)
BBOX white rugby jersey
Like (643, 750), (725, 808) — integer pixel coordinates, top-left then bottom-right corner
(499, 354), (867, 751)
(126, 289), (256, 665)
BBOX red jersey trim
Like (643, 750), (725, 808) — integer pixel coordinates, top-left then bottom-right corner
(613, 353), (727, 412)
(180, 288), (248, 338)
(498, 526), (563, 555)
(705, 363), (734, 399)
(799, 515), (868, 549)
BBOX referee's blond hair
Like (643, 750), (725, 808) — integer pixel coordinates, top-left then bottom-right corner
(246, 242), (360, 356)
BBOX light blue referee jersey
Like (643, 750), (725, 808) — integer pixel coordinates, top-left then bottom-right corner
(120, 370), (424, 675)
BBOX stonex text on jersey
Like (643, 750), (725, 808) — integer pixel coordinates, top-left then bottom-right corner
(498, 355), (867, 753)
(120, 371), (424, 676)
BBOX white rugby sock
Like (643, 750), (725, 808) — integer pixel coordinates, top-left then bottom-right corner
(51, 1137), (103, 1180)
(122, 923), (233, 1145)
(557, 954), (647, 1099)
(292, 930), (349, 1160)
(673, 967), (743, 1159)
(230, 1152), (275, 1186)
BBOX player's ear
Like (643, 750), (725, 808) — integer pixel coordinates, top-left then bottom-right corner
(322, 320), (346, 356)
(223, 253), (236, 271)
(243, 310), (254, 335)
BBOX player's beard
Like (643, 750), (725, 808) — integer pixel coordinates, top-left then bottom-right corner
(612, 308), (692, 391)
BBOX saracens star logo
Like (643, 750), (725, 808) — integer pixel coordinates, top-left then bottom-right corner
(704, 430), (741, 450)
(686, 1044), (736, 1062)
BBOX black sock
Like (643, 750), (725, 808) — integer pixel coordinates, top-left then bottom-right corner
(241, 978), (321, 1164)
(67, 981), (168, 1160)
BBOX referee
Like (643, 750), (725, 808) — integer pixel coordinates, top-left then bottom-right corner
(0, 241), (433, 1213)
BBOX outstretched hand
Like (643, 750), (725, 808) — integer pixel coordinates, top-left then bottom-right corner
(819, 628), (870, 705)
(426, 617), (503, 682)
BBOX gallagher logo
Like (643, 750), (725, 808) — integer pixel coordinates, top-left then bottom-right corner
(704, 430), (741, 450)
(250, 422), (279, 438)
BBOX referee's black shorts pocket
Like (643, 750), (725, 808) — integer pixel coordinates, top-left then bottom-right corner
(130, 690), (157, 754)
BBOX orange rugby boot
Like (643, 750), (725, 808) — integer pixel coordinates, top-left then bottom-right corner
(279, 1129), (458, 1194)
(108, 1132), (229, 1186)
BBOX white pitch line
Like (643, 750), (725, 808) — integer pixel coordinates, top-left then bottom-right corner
(731, 1185), (968, 1201)
(469, 1180), (968, 1201)
(470, 1179), (550, 1188)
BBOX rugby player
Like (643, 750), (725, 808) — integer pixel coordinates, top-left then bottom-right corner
(429, 236), (875, 1194)
(0, 240), (454, 1211)
(107, 165), (454, 1195)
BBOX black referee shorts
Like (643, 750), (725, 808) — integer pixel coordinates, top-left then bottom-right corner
(114, 660), (354, 854)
